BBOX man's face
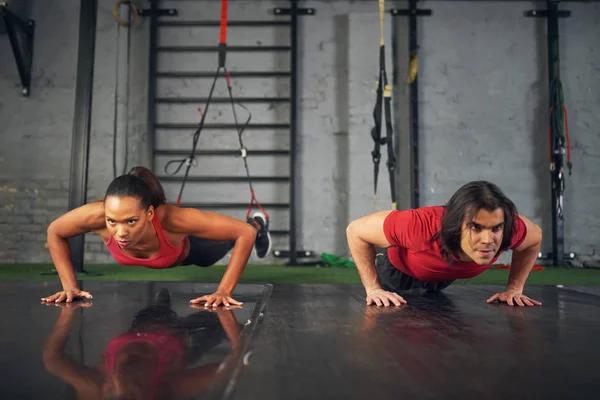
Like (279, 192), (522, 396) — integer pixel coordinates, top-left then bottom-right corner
(104, 196), (154, 249)
(459, 207), (505, 265)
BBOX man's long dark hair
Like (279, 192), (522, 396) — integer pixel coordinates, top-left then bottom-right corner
(432, 181), (519, 263)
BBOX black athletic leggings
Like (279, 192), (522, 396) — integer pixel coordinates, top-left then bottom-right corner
(180, 220), (258, 267)
(375, 249), (455, 292)
(180, 237), (236, 267)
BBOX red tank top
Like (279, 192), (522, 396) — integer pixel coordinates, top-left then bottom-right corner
(104, 331), (185, 391)
(104, 216), (185, 269)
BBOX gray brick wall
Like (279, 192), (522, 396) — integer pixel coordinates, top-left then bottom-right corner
(0, 0), (148, 264)
(1, 0), (599, 266)
(0, 179), (67, 262)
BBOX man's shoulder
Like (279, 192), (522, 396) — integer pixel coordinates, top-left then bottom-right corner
(385, 205), (444, 249)
(414, 205), (445, 215)
(388, 205), (444, 216)
(413, 206), (444, 235)
(410, 205), (445, 224)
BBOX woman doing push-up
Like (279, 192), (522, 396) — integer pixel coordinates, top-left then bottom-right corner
(41, 166), (272, 307)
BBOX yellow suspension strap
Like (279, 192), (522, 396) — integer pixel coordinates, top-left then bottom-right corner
(370, 0), (396, 212)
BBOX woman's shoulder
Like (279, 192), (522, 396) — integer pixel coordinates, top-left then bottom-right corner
(158, 203), (213, 233)
(155, 203), (178, 219)
(83, 201), (108, 231)
(47, 200), (107, 238)
(155, 203), (187, 227)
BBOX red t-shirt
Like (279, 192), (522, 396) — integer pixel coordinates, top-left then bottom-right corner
(382, 206), (528, 282)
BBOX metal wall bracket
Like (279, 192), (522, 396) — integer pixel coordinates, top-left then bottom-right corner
(273, 250), (321, 267)
(538, 252), (576, 260)
(273, 8), (316, 16)
(0, 2), (35, 96)
(138, 8), (178, 17)
(525, 0), (572, 267)
(390, 8), (432, 17)
(273, 250), (315, 259)
(270, 1), (316, 266)
(390, 1), (432, 210)
(524, 10), (571, 18)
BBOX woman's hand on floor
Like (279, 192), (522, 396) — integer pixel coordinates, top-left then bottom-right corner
(190, 291), (243, 308)
(41, 288), (93, 304)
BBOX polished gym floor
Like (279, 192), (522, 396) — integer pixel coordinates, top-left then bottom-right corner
(2, 281), (599, 399)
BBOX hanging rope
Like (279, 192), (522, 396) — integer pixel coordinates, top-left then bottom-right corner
(164, 0), (269, 220)
(112, 0), (137, 179)
(370, 0), (396, 213)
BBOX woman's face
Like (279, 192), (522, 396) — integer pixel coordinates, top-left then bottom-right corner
(104, 196), (154, 248)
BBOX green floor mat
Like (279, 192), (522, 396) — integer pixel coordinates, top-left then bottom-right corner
(1, 263), (600, 286)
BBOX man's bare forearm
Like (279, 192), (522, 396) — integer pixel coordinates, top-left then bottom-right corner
(507, 243), (540, 292)
(347, 229), (381, 294)
(346, 211), (393, 295)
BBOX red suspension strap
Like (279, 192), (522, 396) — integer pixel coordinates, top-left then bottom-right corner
(164, 0), (269, 221)
(218, 0), (228, 69)
(220, 0), (228, 45)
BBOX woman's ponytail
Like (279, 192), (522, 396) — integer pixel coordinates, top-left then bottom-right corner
(128, 166), (167, 208)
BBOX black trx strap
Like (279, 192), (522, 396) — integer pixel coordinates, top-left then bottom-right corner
(548, 77), (572, 176)
(547, 77), (572, 228)
(164, 0), (269, 220)
(371, 0), (396, 212)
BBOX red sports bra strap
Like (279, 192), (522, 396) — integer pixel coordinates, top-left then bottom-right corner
(151, 216), (176, 250)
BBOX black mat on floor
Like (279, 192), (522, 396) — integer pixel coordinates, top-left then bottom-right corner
(1, 281), (598, 399)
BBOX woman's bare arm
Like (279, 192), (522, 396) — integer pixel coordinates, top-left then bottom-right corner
(164, 206), (257, 303)
(46, 202), (105, 292)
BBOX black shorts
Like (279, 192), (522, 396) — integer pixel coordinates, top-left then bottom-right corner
(180, 236), (236, 267)
(375, 249), (455, 292)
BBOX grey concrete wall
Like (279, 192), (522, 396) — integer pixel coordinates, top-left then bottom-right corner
(0, 0), (149, 263)
(411, 0), (600, 262)
(1, 0), (599, 266)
